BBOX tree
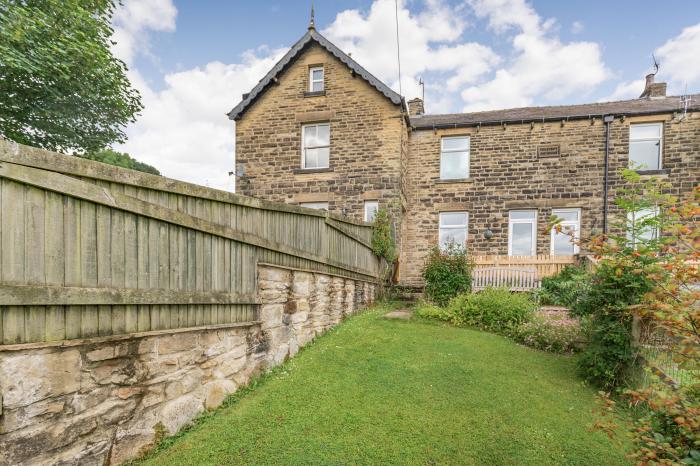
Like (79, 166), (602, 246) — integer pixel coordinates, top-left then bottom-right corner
(0, 0), (143, 153)
(80, 149), (160, 175)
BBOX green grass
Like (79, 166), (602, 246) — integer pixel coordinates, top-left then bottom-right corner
(139, 302), (629, 465)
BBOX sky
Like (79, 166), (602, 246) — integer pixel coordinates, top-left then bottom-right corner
(111, 0), (700, 191)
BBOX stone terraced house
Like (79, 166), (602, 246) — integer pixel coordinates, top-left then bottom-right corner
(229, 22), (700, 289)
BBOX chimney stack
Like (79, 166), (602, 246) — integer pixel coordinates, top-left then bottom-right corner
(639, 73), (667, 98)
(407, 98), (424, 116)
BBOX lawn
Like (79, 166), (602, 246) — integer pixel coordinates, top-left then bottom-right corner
(139, 303), (629, 465)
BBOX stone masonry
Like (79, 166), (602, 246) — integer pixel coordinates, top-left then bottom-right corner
(0, 266), (375, 466)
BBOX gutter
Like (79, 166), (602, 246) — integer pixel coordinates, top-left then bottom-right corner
(410, 108), (694, 131)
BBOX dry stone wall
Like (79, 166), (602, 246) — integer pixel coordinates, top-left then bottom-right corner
(0, 265), (375, 466)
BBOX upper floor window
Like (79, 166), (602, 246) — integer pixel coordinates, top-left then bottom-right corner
(629, 123), (662, 170)
(300, 201), (328, 210)
(509, 210), (537, 256)
(364, 201), (379, 222)
(439, 211), (468, 250)
(550, 208), (580, 255)
(440, 136), (470, 180)
(309, 66), (324, 92)
(301, 123), (330, 169)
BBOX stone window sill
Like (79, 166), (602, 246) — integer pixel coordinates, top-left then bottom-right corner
(435, 178), (471, 184)
(635, 169), (670, 176)
(304, 91), (326, 98)
(293, 167), (333, 174)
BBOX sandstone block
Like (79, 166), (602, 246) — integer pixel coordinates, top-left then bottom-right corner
(0, 349), (80, 409)
(204, 380), (236, 410)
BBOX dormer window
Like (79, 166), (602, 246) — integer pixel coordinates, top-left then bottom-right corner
(309, 66), (324, 92)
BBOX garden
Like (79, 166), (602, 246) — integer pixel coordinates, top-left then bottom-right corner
(136, 171), (698, 465)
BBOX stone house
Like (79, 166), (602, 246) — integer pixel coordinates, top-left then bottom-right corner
(229, 22), (700, 288)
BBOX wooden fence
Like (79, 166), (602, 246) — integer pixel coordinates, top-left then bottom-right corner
(471, 255), (577, 280)
(0, 140), (381, 345)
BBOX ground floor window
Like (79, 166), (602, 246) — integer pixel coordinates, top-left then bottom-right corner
(627, 207), (659, 247)
(300, 202), (328, 210)
(364, 201), (378, 222)
(439, 211), (468, 250)
(509, 210), (537, 256)
(550, 208), (580, 255)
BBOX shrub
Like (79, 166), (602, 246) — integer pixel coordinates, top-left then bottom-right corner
(447, 287), (536, 334)
(371, 207), (397, 264)
(413, 301), (452, 322)
(512, 310), (586, 354)
(422, 244), (472, 307)
(537, 264), (591, 308)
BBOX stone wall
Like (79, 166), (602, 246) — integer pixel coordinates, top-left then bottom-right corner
(0, 265), (375, 466)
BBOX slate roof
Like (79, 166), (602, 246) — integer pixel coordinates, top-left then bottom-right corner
(227, 28), (403, 120)
(410, 94), (700, 129)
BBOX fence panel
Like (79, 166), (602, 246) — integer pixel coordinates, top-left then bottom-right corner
(0, 140), (380, 345)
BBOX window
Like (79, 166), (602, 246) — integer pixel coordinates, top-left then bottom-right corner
(627, 208), (659, 247)
(309, 66), (324, 92)
(301, 123), (330, 169)
(439, 212), (468, 250)
(509, 210), (537, 256)
(440, 136), (470, 180)
(550, 208), (580, 255)
(300, 202), (328, 210)
(629, 123), (662, 170)
(364, 201), (379, 222)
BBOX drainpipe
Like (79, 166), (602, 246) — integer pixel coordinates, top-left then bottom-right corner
(602, 114), (615, 234)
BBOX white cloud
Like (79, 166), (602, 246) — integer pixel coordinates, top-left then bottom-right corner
(600, 79), (645, 102)
(571, 21), (584, 34)
(111, 0), (177, 65)
(322, 0), (500, 112)
(655, 22), (700, 92)
(117, 50), (286, 191)
(460, 0), (609, 111)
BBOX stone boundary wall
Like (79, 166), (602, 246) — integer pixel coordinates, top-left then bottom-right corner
(0, 265), (375, 466)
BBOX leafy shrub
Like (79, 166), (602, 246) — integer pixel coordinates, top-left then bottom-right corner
(447, 287), (536, 334)
(537, 264), (591, 308)
(422, 244), (472, 307)
(371, 207), (396, 264)
(413, 301), (452, 322)
(512, 310), (586, 354)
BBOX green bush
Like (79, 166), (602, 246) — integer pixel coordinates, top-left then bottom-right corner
(537, 264), (591, 308)
(422, 244), (472, 307)
(413, 301), (452, 322)
(512, 312), (587, 354)
(447, 287), (536, 334)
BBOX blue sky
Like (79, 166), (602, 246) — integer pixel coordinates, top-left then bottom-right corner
(111, 0), (700, 189)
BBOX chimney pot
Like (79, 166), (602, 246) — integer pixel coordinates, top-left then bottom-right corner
(407, 98), (424, 116)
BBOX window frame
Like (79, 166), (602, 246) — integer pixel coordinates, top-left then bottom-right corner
(301, 122), (330, 169)
(508, 210), (537, 256)
(550, 208), (581, 255)
(299, 201), (328, 211)
(438, 211), (469, 251)
(439, 136), (470, 180)
(364, 201), (379, 222)
(629, 122), (663, 170)
(308, 66), (324, 92)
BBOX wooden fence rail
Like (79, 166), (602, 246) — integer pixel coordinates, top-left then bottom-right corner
(471, 255), (577, 279)
(0, 140), (380, 345)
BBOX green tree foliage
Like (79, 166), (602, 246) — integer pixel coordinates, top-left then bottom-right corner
(79, 149), (160, 175)
(0, 0), (143, 153)
(422, 243), (472, 306)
